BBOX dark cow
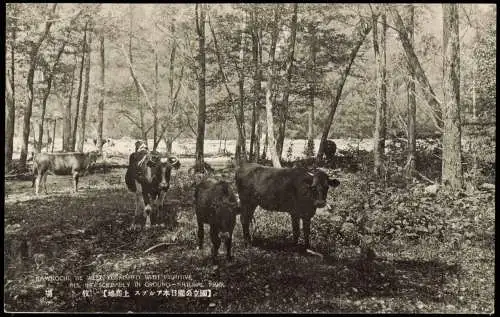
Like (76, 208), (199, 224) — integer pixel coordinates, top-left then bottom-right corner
(194, 178), (239, 263)
(323, 140), (337, 165)
(125, 151), (181, 230)
(235, 163), (340, 250)
(32, 151), (100, 195)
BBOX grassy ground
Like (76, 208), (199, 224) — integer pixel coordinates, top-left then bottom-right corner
(4, 165), (495, 313)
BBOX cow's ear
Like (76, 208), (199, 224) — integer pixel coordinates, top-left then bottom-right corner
(328, 178), (340, 188)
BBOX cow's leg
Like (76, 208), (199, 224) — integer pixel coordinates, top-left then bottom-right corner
(131, 192), (141, 231)
(42, 173), (49, 194)
(210, 226), (221, 264)
(35, 174), (41, 196)
(197, 221), (204, 250)
(225, 234), (233, 261)
(72, 172), (79, 193)
(157, 191), (166, 225)
(143, 193), (152, 229)
(303, 217), (312, 250)
(291, 215), (301, 245)
(240, 203), (256, 247)
(131, 182), (143, 230)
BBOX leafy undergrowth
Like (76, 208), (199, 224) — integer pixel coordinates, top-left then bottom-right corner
(4, 167), (494, 313)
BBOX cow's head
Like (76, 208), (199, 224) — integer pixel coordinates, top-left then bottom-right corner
(135, 140), (148, 152)
(145, 153), (181, 190)
(216, 198), (238, 241)
(304, 170), (340, 208)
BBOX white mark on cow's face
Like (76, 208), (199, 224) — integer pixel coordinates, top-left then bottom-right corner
(145, 165), (152, 183)
(159, 165), (169, 190)
(307, 172), (331, 208)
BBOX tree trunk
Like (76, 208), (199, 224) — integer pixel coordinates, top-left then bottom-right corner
(31, 123), (37, 149)
(72, 22), (88, 151)
(163, 136), (173, 153)
(471, 32), (479, 173)
(255, 27), (264, 161)
(97, 34), (105, 153)
(390, 8), (443, 131)
(317, 21), (372, 160)
(63, 57), (76, 152)
(265, 5), (281, 168)
(6, 72), (15, 170)
(276, 3), (298, 159)
(306, 23), (317, 158)
(77, 29), (92, 152)
(441, 4), (463, 189)
(127, 5), (147, 147)
(195, 4), (207, 173)
(51, 119), (56, 152)
(46, 125), (51, 151)
(249, 11), (260, 162)
(373, 11), (387, 176)
(38, 42), (66, 152)
(405, 5), (416, 178)
(237, 25), (247, 162)
(262, 130), (268, 160)
(6, 10), (16, 171)
(152, 45), (159, 151)
(20, 3), (57, 167)
(255, 119), (262, 162)
(265, 83), (280, 167)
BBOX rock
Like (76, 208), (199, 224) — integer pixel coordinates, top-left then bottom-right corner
(424, 184), (440, 194)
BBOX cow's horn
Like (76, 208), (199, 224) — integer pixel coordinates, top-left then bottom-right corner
(307, 171), (315, 177)
(169, 157), (179, 165)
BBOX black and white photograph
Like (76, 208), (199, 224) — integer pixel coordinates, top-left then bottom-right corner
(4, 3), (495, 313)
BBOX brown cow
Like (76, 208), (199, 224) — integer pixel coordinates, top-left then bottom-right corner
(235, 163), (340, 250)
(32, 151), (100, 195)
(194, 178), (239, 263)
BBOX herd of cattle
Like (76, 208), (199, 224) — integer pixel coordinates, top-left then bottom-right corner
(28, 140), (340, 263)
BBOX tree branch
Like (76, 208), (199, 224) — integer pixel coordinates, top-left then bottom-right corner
(207, 13), (244, 137)
(118, 110), (143, 130)
(170, 66), (184, 114)
(389, 7), (443, 129)
(119, 44), (155, 114)
(183, 109), (197, 136)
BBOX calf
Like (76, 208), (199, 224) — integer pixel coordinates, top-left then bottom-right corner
(235, 163), (340, 250)
(125, 151), (180, 229)
(32, 151), (100, 195)
(194, 178), (239, 263)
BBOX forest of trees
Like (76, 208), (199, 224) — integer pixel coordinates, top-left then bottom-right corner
(4, 4), (496, 189)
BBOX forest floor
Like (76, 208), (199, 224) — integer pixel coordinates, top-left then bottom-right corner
(4, 163), (495, 313)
